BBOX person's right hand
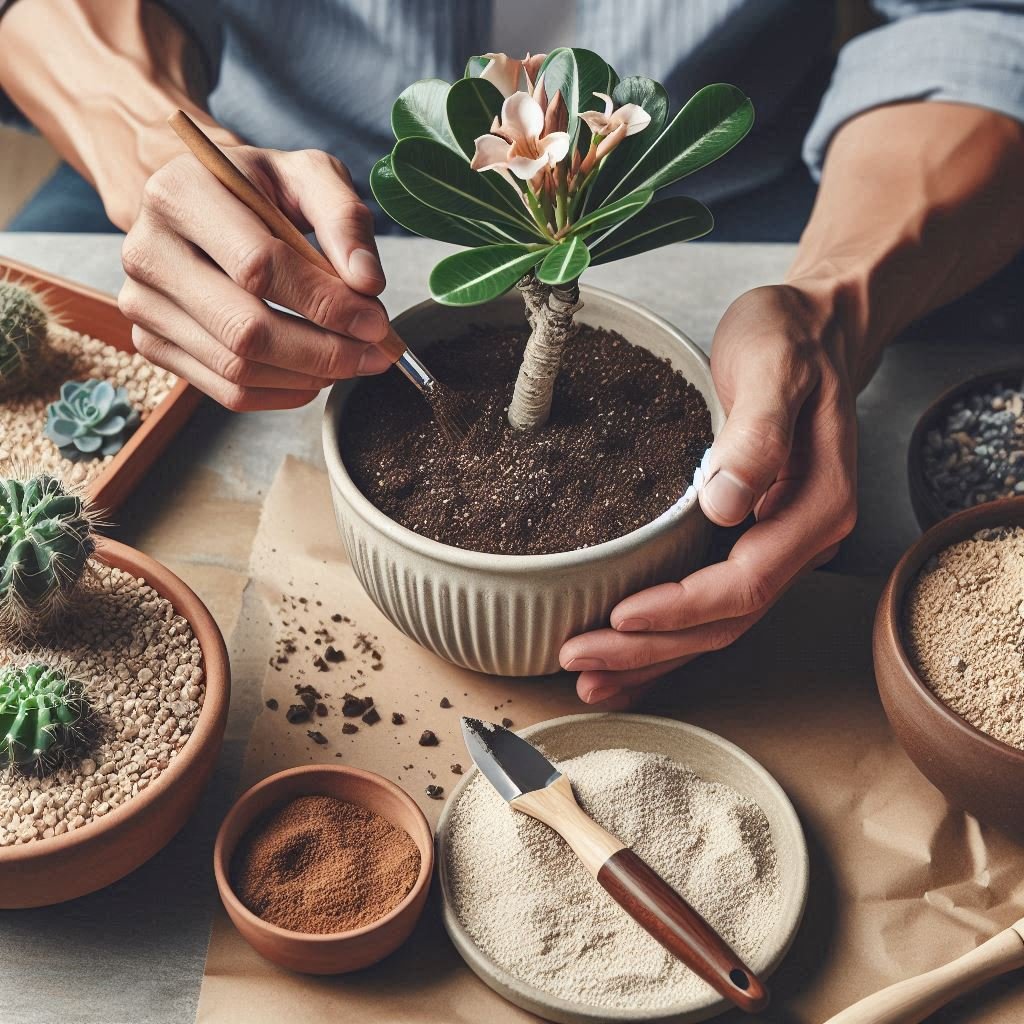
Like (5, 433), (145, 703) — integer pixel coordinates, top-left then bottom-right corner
(119, 146), (392, 411)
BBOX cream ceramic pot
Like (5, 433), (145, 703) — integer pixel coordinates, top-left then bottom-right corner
(322, 286), (724, 677)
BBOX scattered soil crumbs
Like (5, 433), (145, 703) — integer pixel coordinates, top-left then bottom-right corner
(0, 563), (205, 845)
(341, 325), (713, 554)
(0, 325), (176, 486)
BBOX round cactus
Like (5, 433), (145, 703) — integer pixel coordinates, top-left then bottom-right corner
(44, 379), (141, 462)
(0, 473), (96, 639)
(0, 278), (49, 397)
(0, 662), (90, 775)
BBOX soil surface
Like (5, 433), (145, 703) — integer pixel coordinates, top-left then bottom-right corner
(341, 325), (713, 555)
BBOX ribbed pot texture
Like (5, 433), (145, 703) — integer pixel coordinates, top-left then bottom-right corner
(322, 287), (724, 677)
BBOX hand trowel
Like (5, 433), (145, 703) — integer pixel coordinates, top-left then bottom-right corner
(460, 717), (770, 1014)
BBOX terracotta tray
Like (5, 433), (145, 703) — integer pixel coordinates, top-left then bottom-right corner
(0, 255), (201, 514)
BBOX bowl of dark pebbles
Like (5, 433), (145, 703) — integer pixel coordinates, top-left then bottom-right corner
(909, 367), (1024, 530)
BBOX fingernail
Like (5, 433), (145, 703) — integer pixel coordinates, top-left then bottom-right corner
(566, 657), (607, 672)
(615, 617), (650, 632)
(702, 469), (754, 524)
(348, 248), (385, 286)
(584, 687), (619, 704)
(349, 308), (388, 343)
(357, 346), (392, 376)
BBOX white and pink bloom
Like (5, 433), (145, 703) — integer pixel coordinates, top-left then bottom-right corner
(471, 91), (571, 181)
(579, 92), (651, 138)
(479, 52), (547, 97)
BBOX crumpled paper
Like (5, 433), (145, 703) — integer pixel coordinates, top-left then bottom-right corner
(196, 457), (1024, 1024)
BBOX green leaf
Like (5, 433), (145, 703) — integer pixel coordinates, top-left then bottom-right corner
(391, 79), (459, 151)
(612, 77), (670, 132)
(604, 84), (754, 204)
(464, 55), (490, 78)
(370, 157), (504, 246)
(591, 196), (714, 265)
(391, 137), (542, 239)
(429, 245), (549, 306)
(569, 189), (652, 240)
(538, 48), (618, 147)
(536, 237), (590, 285)
(446, 76), (505, 159)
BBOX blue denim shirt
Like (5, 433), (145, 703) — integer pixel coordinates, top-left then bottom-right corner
(3, 1), (1023, 205)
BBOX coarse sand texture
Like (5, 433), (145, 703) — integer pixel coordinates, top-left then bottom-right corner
(445, 747), (781, 1011)
(0, 563), (205, 845)
(904, 525), (1024, 750)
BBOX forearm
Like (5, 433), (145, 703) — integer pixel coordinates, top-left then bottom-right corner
(0, 0), (241, 229)
(787, 102), (1024, 390)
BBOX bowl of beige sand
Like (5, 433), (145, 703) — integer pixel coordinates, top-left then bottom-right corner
(875, 497), (1024, 836)
(436, 712), (808, 1024)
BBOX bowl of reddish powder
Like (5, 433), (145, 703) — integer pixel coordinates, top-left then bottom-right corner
(213, 764), (432, 974)
(874, 497), (1024, 835)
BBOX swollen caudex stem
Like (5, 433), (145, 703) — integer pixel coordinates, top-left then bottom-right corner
(0, 472), (97, 643)
(0, 278), (51, 398)
(0, 662), (91, 777)
(508, 274), (583, 432)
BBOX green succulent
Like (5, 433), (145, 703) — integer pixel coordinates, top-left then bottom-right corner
(0, 474), (95, 639)
(0, 279), (49, 397)
(44, 379), (141, 462)
(0, 662), (90, 775)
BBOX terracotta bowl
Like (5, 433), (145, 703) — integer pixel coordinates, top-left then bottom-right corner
(874, 497), (1024, 835)
(213, 764), (433, 974)
(0, 537), (230, 908)
(907, 365), (1024, 531)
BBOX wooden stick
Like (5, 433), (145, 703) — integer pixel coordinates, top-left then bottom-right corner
(167, 109), (406, 362)
(822, 921), (1024, 1024)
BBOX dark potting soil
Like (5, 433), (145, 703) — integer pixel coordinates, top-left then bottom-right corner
(341, 325), (713, 555)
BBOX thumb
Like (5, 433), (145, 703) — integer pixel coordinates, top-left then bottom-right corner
(259, 149), (387, 297)
(700, 363), (804, 527)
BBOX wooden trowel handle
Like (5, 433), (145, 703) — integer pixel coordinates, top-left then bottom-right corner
(511, 775), (769, 1015)
(598, 849), (769, 1014)
(823, 924), (1024, 1024)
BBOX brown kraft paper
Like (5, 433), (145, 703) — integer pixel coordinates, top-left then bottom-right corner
(196, 456), (1024, 1023)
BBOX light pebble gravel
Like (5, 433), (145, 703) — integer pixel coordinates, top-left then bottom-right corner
(0, 563), (205, 846)
(0, 324), (176, 486)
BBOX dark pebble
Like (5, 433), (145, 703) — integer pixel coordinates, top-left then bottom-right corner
(426, 785), (444, 799)
(265, 698), (278, 711)
(450, 763), (463, 775)
(419, 730), (439, 747)
(391, 712), (405, 725)
(501, 717), (513, 728)
(307, 730), (328, 745)
(286, 704), (310, 724)
(315, 702), (328, 717)
(342, 722), (358, 735)
(440, 697), (452, 709)
(361, 706), (381, 725)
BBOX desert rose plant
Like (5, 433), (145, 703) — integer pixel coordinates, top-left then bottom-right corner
(372, 48), (753, 431)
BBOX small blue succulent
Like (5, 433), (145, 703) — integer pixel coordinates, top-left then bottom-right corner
(44, 379), (141, 462)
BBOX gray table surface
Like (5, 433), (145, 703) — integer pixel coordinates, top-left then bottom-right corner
(0, 233), (1019, 1024)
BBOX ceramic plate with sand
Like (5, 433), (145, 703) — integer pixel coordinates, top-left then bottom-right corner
(436, 713), (808, 1024)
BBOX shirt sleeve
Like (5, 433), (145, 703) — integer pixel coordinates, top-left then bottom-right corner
(803, 2), (1024, 179)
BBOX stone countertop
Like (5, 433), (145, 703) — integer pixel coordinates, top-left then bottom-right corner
(0, 232), (1018, 1024)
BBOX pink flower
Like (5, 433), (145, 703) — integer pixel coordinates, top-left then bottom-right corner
(579, 92), (651, 138)
(471, 92), (571, 181)
(480, 52), (547, 98)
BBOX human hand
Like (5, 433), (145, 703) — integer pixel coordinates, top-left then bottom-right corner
(559, 284), (859, 707)
(119, 146), (391, 411)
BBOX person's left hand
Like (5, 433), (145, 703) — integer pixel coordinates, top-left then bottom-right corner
(559, 283), (860, 708)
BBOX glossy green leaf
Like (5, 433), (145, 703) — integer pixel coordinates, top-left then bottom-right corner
(536, 237), (590, 285)
(390, 79), (459, 151)
(430, 244), (549, 306)
(591, 196), (713, 265)
(446, 76), (505, 159)
(604, 84), (754, 203)
(370, 157), (504, 246)
(585, 77), (670, 208)
(391, 137), (542, 239)
(569, 189), (651, 239)
(464, 55), (490, 78)
(538, 48), (618, 146)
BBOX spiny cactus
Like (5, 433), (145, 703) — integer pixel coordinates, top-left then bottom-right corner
(0, 662), (90, 775)
(0, 278), (50, 397)
(44, 379), (141, 462)
(0, 473), (96, 640)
